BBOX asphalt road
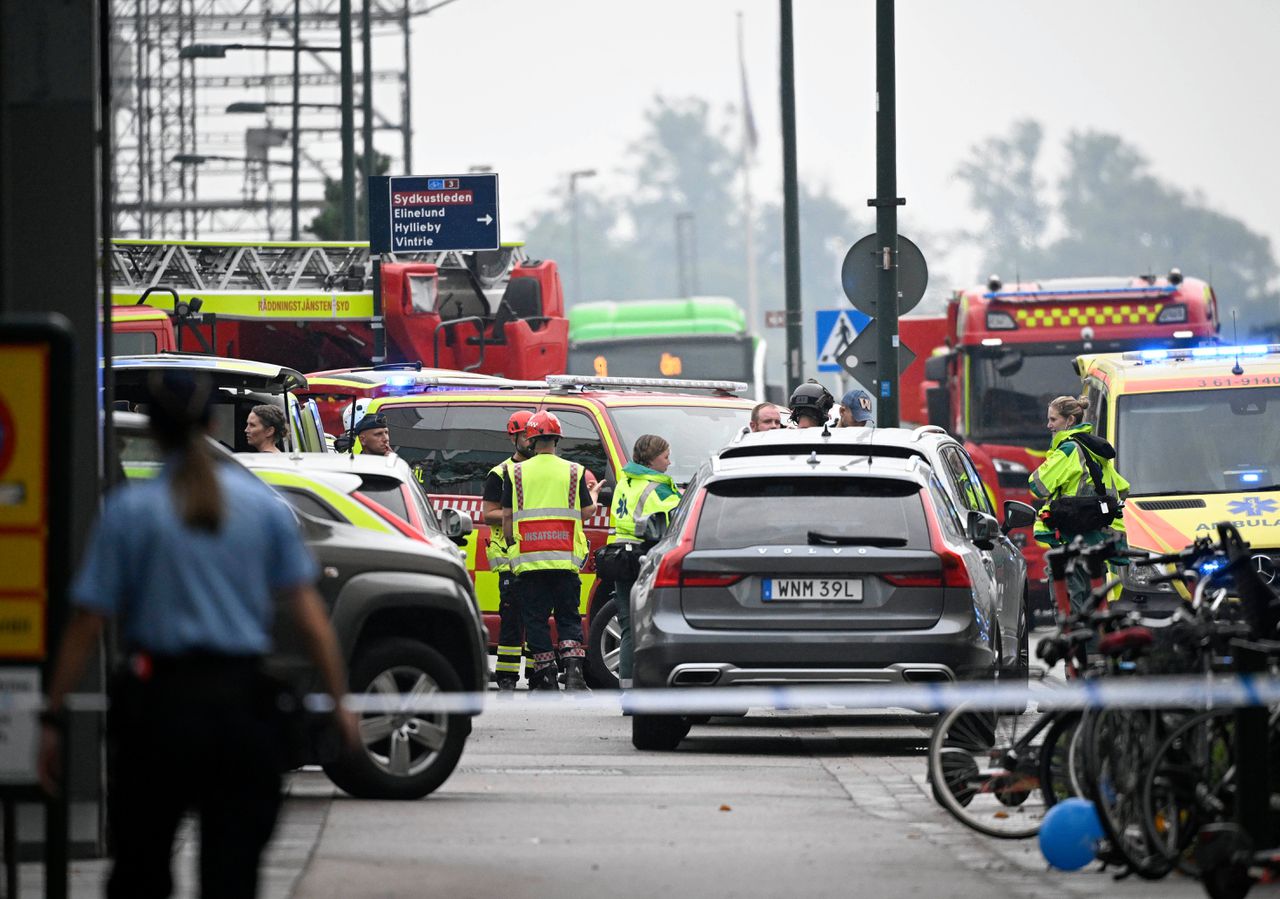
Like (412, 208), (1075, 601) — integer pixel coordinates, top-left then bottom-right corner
(41, 642), (1211, 897)
(282, 696), (1201, 899)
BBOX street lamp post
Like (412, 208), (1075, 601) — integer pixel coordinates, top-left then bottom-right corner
(568, 168), (597, 305)
(339, 0), (357, 238)
(172, 153), (294, 169)
(180, 32), (356, 239)
(293, 2), (302, 239)
(362, 0), (376, 205)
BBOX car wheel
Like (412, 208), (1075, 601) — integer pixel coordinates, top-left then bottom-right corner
(586, 595), (621, 689)
(631, 713), (691, 751)
(1014, 588), (1030, 682)
(990, 619), (1003, 681)
(323, 638), (468, 800)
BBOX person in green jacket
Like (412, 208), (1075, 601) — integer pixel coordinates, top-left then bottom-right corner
(610, 435), (681, 688)
(1029, 394), (1131, 614)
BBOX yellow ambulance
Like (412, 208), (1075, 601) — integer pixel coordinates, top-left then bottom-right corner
(1074, 344), (1280, 608)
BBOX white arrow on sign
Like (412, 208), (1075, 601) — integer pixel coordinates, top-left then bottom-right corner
(476, 214), (493, 226)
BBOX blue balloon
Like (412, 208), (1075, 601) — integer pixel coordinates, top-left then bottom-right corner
(1039, 798), (1104, 871)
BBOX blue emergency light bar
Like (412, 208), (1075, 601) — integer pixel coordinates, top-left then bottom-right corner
(1125, 344), (1280, 363)
(984, 285), (1178, 301)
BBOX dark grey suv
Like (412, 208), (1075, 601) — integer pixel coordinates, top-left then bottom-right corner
(114, 411), (487, 799)
(629, 426), (1034, 750)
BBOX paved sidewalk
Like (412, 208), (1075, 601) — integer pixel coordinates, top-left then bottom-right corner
(15, 774), (335, 898)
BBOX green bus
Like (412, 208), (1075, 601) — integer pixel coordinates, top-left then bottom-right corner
(567, 297), (769, 400)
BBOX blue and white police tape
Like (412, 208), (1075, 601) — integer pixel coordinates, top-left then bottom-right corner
(45, 671), (1280, 716)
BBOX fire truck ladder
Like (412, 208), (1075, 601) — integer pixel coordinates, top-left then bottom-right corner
(108, 239), (528, 294)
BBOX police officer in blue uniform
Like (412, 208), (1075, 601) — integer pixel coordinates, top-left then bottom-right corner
(39, 371), (358, 899)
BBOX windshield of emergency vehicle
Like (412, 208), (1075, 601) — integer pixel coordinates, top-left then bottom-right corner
(568, 335), (753, 384)
(1117, 386), (1280, 495)
(610, 405), (752, 486)
(968, 349), (1078, 445)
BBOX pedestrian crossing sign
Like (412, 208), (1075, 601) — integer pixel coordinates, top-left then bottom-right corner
(815, 309), (871, 372)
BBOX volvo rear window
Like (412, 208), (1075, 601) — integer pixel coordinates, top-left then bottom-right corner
(693, 476), (928, 550)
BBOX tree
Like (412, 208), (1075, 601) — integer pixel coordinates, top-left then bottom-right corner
(309, 151), (392, 241)
(955, 119), (1050, 276)
(1051, 131), (1279, 332)
(519, 95), (871, 382)
(955, 122), (1280, 335)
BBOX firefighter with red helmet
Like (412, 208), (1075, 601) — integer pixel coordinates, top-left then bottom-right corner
(482, 410), (536, 693)
(502, 411), (600, 692)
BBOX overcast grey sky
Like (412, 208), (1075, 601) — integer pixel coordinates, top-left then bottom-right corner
(404, 0), (1280, 290)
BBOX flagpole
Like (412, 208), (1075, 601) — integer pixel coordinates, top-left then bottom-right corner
(738, 12), (760, 338)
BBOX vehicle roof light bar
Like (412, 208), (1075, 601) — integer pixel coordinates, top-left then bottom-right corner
(1121, 344), (1280, 363)
(984, 285), (1178, 302)
(545, 375), (748, 394)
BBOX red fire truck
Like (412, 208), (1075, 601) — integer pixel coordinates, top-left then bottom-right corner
(107, 239), (568, 380)
(901, 271), (1219, 619)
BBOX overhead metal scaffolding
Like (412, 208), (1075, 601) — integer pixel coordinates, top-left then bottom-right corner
(111, 1), (429, 239)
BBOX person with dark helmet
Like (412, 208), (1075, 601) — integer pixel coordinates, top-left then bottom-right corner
(482, 410), (537, 694)
(788, 379), (835, 429)
(502, 411), (600, 692)
(39, 370), (358, 898)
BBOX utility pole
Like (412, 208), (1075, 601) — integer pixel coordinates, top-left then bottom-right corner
(290, 1), (302, 239)
(401, 0), (413, 170)
(872, 0), (902, 427)
(780, 0), (803, 393)
(568, 168), (596, 304)
(339, 0), (357, 239)
(361, 0), (375, 212)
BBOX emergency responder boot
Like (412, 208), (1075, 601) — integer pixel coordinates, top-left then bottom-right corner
(530, 665), (561, 693)
(495, 674), (517, 696)
(564, 659), (590, 693)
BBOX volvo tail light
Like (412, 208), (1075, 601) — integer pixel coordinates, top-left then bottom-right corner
(651, 491), (741, 588)
(920, 496), (973, 589)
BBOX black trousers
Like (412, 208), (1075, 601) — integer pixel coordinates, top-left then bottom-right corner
(106, 655), (286, 899)
(517, 570), (584, 669)
(495, 571), (528, 680)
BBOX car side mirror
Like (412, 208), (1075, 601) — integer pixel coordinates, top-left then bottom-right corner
(641, 515), (668, 543)
(966, 509), (1000, 551)
(1001, 500), (1037, 534)
(439, 508), (473, 546)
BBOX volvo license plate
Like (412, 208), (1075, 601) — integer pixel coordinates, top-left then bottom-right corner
(762, 578), (863, 601)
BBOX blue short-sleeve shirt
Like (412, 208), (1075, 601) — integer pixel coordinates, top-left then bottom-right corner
(72, 460), (318, 655)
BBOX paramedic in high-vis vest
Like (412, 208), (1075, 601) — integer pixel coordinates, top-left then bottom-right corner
(502, 411), (600, 693)
(482, 410), (534, 694)
(609, 435), (681, 689)
(1029, 394), (1130, 614)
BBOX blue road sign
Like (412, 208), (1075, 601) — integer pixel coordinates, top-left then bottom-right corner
(815, 308), (871, 372)
(368, 174), (500, 253)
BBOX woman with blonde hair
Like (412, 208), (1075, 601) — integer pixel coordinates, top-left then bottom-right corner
(1029, 394), (1130, 614)
(608, 434), (680, 688)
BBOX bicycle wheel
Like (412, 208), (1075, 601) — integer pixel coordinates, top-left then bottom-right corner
(1038, 710), (1081, 809)
(1140, 709), (1237, 875)
(928, 704), (1049, 839)
(1082, 707), (1176, 879)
